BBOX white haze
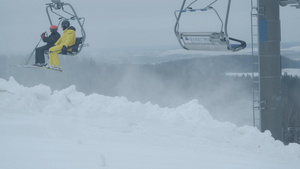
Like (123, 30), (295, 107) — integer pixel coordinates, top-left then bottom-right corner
(0, 1), (300, 167)
(1, 0), (300, 125)
(1, 0), (300, 56)
(0, 77), (300, 169)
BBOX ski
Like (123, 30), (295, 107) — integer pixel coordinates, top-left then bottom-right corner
(11, 64), (63, 72)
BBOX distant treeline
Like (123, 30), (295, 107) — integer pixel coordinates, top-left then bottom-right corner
(282, 75), (300, 144)
(1, 54), (299, 144)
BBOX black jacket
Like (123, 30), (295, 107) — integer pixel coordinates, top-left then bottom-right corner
(43, 32), (61, 47)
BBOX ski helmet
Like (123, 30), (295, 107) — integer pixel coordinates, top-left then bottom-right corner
(61, 20), (70, 30)
(49, 25), (58, 32)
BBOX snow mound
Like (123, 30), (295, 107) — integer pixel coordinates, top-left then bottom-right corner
(0, 77), (299, 169)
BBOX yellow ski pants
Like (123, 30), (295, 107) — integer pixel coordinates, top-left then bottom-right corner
(49, 45), (63, 67)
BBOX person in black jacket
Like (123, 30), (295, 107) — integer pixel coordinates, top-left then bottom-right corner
(34, 25), (60, 66)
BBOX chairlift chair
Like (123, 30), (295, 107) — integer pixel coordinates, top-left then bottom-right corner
(174, 0), (246, 52)
(46, 0), (87, 55)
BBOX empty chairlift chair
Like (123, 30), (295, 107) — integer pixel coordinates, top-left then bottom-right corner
(174, 0), (246, 52)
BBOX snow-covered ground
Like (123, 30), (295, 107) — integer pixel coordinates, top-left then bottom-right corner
(282, 68), (300, 77)
(226, 68), (300, 77)
(0, 77), (299, 169)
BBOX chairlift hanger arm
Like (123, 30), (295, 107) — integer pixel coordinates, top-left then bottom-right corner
(46, 6), (53, 25)
(173, 0), (246, 52)
(184, 0), (218, 11)
(203, 0), (218, 10)
(46, 3), (84, 24)
(185, 0), (197, 10)
(224, 0), (231, 37)
(61, 4), (76, 18)
(176, 0), (231, 39)
(174, 0), (224, 35)
(174, 0), (187, 49)
(46, 6), (66, 24)
(46, 0), (87, 54)
(61, 3), (85, 25)
(46, 1), (65, 24)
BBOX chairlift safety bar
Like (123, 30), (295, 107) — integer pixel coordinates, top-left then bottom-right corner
(280, 0), (300, 8)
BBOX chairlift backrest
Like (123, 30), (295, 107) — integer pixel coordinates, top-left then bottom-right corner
(174, 0), (246, 52)
(65, 37), (82, 55)
(179, 32), (229, 51)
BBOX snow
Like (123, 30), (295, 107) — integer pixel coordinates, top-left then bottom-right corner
(157, 48), (253, 57)
(0, 77), (299, 169)
(282, 68), (300, 77)
(226, 68), (300, 78)
(282, 46), (300, 53)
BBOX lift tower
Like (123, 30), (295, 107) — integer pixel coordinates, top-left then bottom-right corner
(257, 0), (282, 141)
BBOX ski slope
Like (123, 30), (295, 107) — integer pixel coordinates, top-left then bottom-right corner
(0, 77), (299, 169)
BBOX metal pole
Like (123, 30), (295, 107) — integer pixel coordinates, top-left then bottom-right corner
(258, 0), (283, 141)
(25, 38), (42, 65)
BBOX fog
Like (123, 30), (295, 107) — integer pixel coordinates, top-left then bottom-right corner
(1, 0), (300, 56)
(1, 0), (300, 127)
(1, 54), (254, 127)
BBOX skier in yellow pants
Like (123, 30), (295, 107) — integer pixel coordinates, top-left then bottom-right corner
(49, 20), (76, 67)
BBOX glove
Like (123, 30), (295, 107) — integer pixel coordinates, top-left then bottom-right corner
(41, 32), (46, 39)
(61, 45), (67, 55)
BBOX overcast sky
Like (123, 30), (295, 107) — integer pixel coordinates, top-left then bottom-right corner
(0, 0), (300, 56)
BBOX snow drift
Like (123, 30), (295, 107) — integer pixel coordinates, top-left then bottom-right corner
(0, 77), (299, 169)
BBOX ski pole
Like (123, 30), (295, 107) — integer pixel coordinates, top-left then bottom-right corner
(24, 32), (45, 65)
